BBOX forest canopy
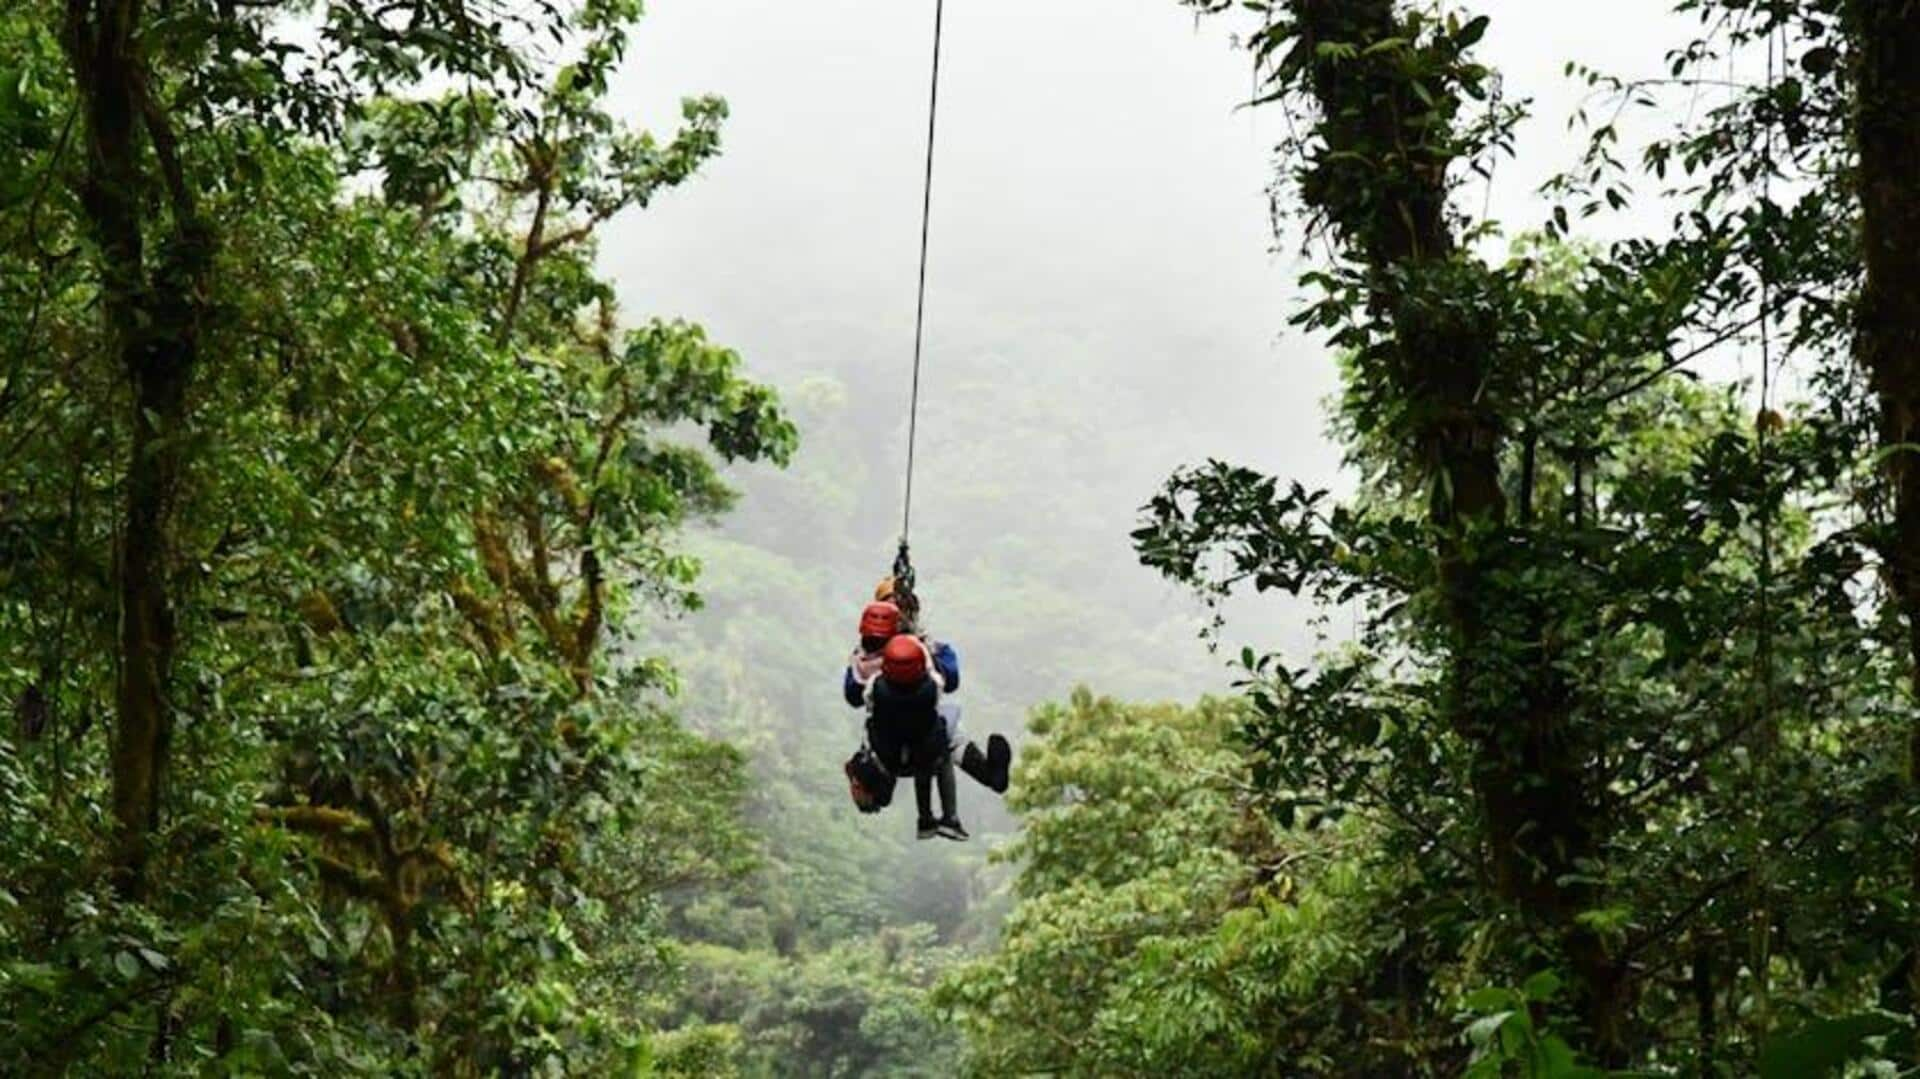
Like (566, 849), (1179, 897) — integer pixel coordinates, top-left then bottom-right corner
(2, 1), (795, 1071)
(7, 0), (1920, 1076)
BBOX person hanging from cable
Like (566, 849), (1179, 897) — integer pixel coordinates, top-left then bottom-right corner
(841, 550), (1010, 837)
(841, 0), (1009, 835)
(856, 633), (964, 840)
(857, 554), (1011, 793)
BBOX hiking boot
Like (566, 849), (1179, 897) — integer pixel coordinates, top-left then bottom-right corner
(960, 742), (990, 787)
(917, 816), (938, 840)
(936, 817), (970, 841)
(961, 738), (1011, 795)
(987, 734), (1012, 791)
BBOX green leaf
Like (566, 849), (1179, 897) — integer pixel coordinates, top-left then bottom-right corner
(1462, 986), (1514, 1013)
(4, 962), (63, 995)
(1456, 15), (1492, 49)
(1759, 1012), (1904, 1079)
(1522, 970), (1562, 1003)
(113, 950), (141, 980)
(1465, 1010), (1515, 1048)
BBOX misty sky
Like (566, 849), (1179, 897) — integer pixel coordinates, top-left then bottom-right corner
(600, 0), (1721, 691)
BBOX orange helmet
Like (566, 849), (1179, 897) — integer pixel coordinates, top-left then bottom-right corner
(859, 601), (901, 640)
(881, 635), (928, 685)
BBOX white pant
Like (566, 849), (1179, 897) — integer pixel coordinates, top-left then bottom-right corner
(939, 700), (964, 750)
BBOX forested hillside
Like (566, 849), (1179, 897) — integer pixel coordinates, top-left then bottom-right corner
(9, 0), (1920, 1076)
(942, 0), (1920, 1074)
(635, 284), (1288, 1076)
(0, 2), (797, 1071)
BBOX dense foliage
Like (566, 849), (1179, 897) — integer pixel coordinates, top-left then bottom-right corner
(631, 293), (1254, 1073)
(938, 0), (1920, 1074)
(1, 1), (794, 1072)
(13, 0), (1920, 1075)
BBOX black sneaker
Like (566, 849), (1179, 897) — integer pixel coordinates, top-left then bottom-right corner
(936, 817), (969, 841)
(917, 817), (938, 840)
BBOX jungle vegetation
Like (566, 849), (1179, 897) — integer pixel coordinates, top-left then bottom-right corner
(6, 1), (1920, 1076)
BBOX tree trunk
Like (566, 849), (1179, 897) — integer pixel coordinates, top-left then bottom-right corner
(1286, 0), (1616, 1052)
(113, 344), (190, 894)
(1846, 0), (1920, 1033)
(64, 0), (208, 896)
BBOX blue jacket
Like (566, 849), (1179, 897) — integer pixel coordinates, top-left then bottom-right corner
(844, 640), (959, 707)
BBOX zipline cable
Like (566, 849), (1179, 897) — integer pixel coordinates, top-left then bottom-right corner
(1747, 20), (1783, 1038)
(898, 0), (946, 574)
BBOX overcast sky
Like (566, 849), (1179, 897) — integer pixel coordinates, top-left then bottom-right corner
(605, 0), (1703, 460)
(599, 0), (1718, 679)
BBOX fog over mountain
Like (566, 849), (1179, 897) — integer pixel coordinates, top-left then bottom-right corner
(599, 0), (1701, 703)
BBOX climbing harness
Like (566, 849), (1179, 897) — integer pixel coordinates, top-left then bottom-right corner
(892, 0), (945, 596)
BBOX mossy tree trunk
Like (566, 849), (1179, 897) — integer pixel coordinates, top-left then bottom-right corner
(1283, 0), (1620, 1053)
(62, 0), (211, 896)
(1846, 0), (1920, 1036)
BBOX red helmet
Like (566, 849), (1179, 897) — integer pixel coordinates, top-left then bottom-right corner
(859, 601), (901, 640)
(881, 635), (928, 685)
